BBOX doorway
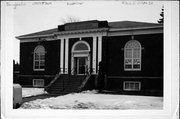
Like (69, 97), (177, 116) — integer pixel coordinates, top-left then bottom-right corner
(75, 57), (88, 74)
(71, 41), (91, 75)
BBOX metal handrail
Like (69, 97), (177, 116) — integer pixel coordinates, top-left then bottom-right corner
(86, 67), (91, 75)
(45, 70), (62, 91)
(78, 75), (91, 91)
(71, 68), (75, 75)
(78, 67), (92, 91)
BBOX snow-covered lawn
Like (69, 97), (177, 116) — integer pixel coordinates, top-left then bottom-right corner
(22, 88), (47, 98)
(20, 90), (163, 109)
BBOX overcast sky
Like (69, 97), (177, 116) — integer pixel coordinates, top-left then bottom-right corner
(12, 1), (164, 62)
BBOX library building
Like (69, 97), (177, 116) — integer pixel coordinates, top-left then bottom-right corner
(16, 20), (163, 96)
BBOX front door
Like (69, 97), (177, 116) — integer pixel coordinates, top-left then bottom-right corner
(75, 57), (88, 74)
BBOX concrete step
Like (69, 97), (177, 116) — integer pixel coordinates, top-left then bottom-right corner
(47, 74), (87, 94)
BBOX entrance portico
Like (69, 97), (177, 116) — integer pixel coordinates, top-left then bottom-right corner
(57, 29), (107, 75)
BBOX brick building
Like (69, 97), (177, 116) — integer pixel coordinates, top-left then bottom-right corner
(16, 20), (163, 96)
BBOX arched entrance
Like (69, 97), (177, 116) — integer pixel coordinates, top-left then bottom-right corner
(71, 41), (90, 75)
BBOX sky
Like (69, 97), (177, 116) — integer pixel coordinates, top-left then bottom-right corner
(12, 1), (164, 63)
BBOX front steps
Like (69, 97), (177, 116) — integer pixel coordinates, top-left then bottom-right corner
(46, 74), (88, 95)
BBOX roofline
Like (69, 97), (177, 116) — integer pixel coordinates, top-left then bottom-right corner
(16, 25), (163, 40)
(54, 28), (109, 35)
(16, 34), (54, 39)
(109, 25), (163, 32)
(109, 20), (162, 25)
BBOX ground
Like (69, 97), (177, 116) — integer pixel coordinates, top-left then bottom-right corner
(20, 88), (163, 110)
(22, 88), (47, 97)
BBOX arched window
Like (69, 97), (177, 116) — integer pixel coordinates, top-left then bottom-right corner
(72, 41), (90, 52)
(34, 45), (45, 71)
(124, 40), (141, 71)
(74, 42), (89, 51)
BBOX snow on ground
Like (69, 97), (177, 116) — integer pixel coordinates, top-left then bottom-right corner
(20, 90), (163, 109)
(22, 88), (47, 97)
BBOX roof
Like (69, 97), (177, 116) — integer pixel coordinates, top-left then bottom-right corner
(17, 28), (58, 38)
(108, 21), (162, 28)
(16, 20), (163, 39)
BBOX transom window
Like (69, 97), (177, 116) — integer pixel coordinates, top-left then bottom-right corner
(124, 40), (141, 71)
(34, 45), (45, 71)
(33, 79), (44, 87)
(74, 42), (89, 51)
(123, 81), (141, 91)
(72, 41), (90, 53)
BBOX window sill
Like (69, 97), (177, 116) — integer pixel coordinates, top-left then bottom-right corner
(33, 69), (45, 71)
(33, 85), (44, 87)
(123, 89), (141, 91)
(124, 69), (141, 71)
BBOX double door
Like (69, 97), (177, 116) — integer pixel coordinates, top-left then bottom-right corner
(74, 57), (88, 75)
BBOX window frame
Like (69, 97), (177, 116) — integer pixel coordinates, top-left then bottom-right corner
(72, 40), (91, 53)
(123, 81), (141, 91)
(124, 40), (141, 71)
(33, 45), (45, 71)
(33, 79), (44, 87)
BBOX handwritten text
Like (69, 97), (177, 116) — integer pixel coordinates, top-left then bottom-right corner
(122, 1), (153, 5)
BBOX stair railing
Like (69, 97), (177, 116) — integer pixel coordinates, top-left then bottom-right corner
(71, 68), (75, 75)
(78, 67), (92, 91)
(45, 70), (62, 91)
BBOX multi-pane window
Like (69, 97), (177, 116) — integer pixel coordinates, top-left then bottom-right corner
(33, 79), (44, 87)
(34, 45), (45, 71)
(124, 40), (141, 71)
(123, 81), (141, 91)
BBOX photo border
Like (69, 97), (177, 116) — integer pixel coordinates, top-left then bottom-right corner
(1, 1), (179, 119)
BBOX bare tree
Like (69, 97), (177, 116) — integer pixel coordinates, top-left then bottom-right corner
(60, 15), (80, 24)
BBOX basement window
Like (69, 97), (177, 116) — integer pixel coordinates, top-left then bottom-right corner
(123, 81), (141, 91)
(33, 79), (44, 87)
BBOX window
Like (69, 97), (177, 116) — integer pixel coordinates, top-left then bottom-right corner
(123, 81), (141, 91)
(124, 40), (141, 71)
(34, 45), (45, 71)
(33, 79), (44, 87)
(74, 42), (89, 51)
(72, 41), (90, 53)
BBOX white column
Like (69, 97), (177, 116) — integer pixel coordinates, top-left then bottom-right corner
(60, 39), (64, 73)
(65, 38), (69, 74)
(92, 36), (97, 74)
(98, 36), (102, 64)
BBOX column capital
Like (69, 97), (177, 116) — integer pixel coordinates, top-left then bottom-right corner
(58, 37), (69, 40)
(92, 36), (98, 39)
(97, 35), (103, 38)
